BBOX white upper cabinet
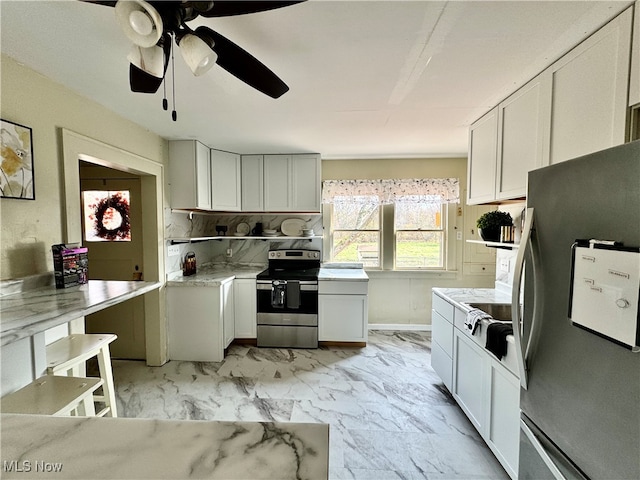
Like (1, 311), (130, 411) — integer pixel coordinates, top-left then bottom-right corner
(467, 108), (498, 205)
(264, 154), (321, 212)
(496, 72), (551, 200)
(264, 155), (292, 211)
(292, 154), (322, 212)
(169, 140), (211, 210)
(547, 7), (632, 164)
(210, 149), (241, 211)
(241, 155), (264, 211)
(629, 1), (640, 107)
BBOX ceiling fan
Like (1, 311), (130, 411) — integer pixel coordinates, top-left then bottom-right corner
(84, 1), (303, 111)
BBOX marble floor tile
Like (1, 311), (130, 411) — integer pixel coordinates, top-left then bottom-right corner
(111, 330), (509, 480)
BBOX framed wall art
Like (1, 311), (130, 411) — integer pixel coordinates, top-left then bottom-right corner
(0, 118), (35, 200)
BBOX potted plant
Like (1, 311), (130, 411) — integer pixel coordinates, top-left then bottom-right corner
(476, 211), (512, 242)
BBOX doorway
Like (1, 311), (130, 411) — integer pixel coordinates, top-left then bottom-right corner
(80, 162), (146, 359)
(62, 129), (167, 366)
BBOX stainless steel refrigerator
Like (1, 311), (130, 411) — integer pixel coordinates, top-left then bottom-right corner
(512, 140), (640, 479)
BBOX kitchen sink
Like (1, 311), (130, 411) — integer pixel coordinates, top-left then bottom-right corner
(468, 303), (513, 321)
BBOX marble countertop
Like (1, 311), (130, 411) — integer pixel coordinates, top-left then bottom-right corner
(166, 264), (267, 287)
(432, 287), (511, 307)
(0, 280), (162, 346)
(1, 414), (329, 479)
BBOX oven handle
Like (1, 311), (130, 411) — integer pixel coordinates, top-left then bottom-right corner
(257, 282), (318, 291)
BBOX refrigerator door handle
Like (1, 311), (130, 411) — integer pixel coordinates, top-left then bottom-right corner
(512, 207), (536, 389)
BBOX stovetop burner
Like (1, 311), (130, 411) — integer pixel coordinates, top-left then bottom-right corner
(256, 267), (320, 281)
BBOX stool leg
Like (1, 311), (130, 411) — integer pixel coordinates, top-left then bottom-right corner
(76, 395), (96, 416)
(96, 345), (118, 417)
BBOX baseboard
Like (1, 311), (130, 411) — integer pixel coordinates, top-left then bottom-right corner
(368, 324), (431, 332)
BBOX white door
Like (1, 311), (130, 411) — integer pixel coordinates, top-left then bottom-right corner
(80, 164), (145, 359)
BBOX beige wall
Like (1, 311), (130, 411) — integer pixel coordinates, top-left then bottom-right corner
(0, 54), (168, 280)
(322, 157), (495, 326)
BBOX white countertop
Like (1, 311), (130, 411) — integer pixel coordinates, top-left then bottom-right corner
(166, 264), (267, 287)
(1, 414), (329, 479)
(0, 280), (162, 346)
(318, 267), (369, 281)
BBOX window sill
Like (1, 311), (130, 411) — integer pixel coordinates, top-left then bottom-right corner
(364, 270), (458, 280)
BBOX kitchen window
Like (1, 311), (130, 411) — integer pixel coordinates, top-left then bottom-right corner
(323, 178), (459, 270)
(394, 196), (445, 269)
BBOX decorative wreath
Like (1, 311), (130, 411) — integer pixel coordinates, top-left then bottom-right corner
(94, 192), (131, 240)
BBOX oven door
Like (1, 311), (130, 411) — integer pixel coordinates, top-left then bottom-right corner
(256, 280), (318, 314)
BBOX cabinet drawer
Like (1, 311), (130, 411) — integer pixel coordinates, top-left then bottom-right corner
(432, 309), (453, 357)
(432, 293), (454, 323)
(319, 280), (368, 295)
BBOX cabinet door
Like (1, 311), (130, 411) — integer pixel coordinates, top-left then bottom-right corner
(233, 279), (257, 338)
(167, 286), (224, 362)
(547, 8), (632, 164)
(169, 140), (211, 210)
(318, 294), (368, 342)
(453, 329), (487, 434)
(292, 154), (321, 212)
(264, 155), (292, 211)
(241, 155), (264, 211)
(222, 281), (235, 349)
(211, 149), (241, 211)
(487, 359), (520, 479)
(467, 108), (498, 205)
(496, 73), (551, 200)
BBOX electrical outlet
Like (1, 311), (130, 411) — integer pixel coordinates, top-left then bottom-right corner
(167, 245), (180, 257)
(499, 259), (510, 272)
(456, 231), (463, 240)
(226, 248), (233, 257)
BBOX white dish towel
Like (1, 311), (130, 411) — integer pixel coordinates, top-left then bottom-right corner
(465, 308), (493, 335)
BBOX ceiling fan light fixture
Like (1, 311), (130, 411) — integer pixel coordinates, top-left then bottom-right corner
(115, 0), (162, 48)
(127, 44), (164, 78)
(180, 33), (217, 76)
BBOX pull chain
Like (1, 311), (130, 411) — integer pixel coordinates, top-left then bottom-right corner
(170, 33), (177, 121)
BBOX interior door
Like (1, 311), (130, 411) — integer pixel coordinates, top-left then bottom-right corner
(80, 167), (145, 359)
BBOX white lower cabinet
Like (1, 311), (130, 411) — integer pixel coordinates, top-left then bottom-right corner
(432, 292), (519, 479)
(233, 278), (257, 339)
(222, 280), (235, 349)
(318, 280), (368, 342)
(487, 358), (520, 479)
(453, 328), (488, 433)
(168, 283), (231, 362)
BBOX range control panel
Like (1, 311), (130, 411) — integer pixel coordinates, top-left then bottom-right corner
(268, 250), (320, 260)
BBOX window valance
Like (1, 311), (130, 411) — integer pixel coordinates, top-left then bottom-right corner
(322, 178), (459, 205)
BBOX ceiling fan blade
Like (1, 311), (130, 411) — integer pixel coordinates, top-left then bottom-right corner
(197, 1), (305, 18)
(129, 34), (171, 93)
(195, 27), (289, 98)
(78, 0), (118, 7)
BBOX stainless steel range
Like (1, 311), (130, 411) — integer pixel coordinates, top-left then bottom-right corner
(256, 249), (320, 348)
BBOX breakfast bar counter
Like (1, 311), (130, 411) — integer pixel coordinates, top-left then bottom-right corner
(0, 280), (162, 346)
(1, 414), (329, 479)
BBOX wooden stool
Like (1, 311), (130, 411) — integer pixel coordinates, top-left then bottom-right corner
(46, 334), (118, 417)
(1, 375), (103, 416)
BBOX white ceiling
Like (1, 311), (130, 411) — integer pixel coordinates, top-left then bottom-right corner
(0, 0), (633, 158)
